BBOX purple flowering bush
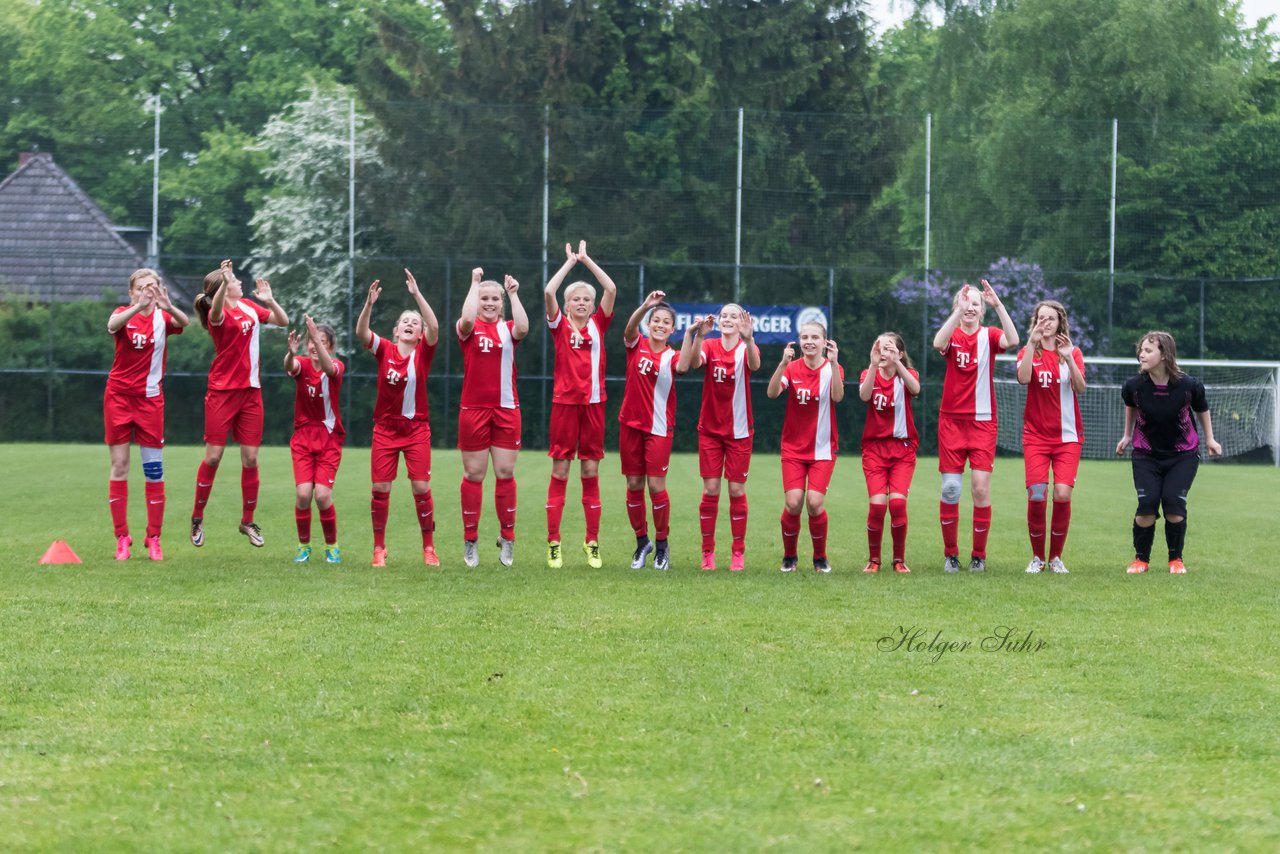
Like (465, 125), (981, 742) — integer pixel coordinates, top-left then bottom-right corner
(895, 258), (1095, 352)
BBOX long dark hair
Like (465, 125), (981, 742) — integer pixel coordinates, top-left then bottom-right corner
(1137, 330), (1185, 380)
(877, 331), (914, 369)
(193, 267), (224, 329)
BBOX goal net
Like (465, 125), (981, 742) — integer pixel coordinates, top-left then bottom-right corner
(993, 356), (1280, 464)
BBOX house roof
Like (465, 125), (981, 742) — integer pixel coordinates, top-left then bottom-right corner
(0, 153), (171, 303)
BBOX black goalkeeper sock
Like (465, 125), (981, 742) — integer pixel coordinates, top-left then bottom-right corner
(1165, 519), (1187, 561)
(1133, 521), (1156, 562)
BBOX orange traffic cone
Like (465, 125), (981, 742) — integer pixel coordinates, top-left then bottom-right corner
(39, 541), (82, 565)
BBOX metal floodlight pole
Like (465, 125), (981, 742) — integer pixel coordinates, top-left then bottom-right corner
(348, 98), (357, 357)
(150, 95), (160, 267)
(1109, 118), (1118, 350)
(541, 105), (550, 445)
(735, 107), (744, 302)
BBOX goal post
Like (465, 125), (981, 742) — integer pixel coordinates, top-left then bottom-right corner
(993, 355), (1280, 466)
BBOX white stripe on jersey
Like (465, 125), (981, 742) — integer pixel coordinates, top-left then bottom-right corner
(498, 322), (516, 409)
(402, 347), (417, 419)
(650, 349), (677, 436)
(814, 363), (833, 460)
(892, 376), (907, 439)
(731, 343), (749, 439)
(321, 373), (336, 433)
(1057, 361), (1078, 443)
(146, 310), (166, 398)
(974, 330), (992, 421)
(246, 307), (262, 389)
(587, 317), (603, 404)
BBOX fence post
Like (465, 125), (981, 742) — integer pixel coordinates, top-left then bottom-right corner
(149, 94), (161, 267)
(541, 104), (550, 448)
(443, 258), (453, 448)
(735, 106), (744, 302)
(920, 112), (932, 442)
(1108, 118), (1118, 351)
(1199, 278), (1206, 357)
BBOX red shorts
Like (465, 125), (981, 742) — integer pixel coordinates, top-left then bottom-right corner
(1023, 439), (1082, 487)
(699, 434), (753, 482)
(781, 457), (836, 494)
(862, 438), (919, 496)
(458, 407), (522, 451)
(619, 423), (675, 477)
(104, 391), (164, 447)
(937, 415), (997, 473)
(204, 387), (264, 447)
(548, 403), (605, 460)
(371, 419), (432, 482)
(291, 424), (345, 487)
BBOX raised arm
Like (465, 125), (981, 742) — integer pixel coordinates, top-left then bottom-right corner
(896, 358), (921, 396)
(741, 311), (762, 371)
(209, 259), (233, 327)
(1016, 328), (1040, 385)
(676, 315), (714, 373)
(933, 285), (966, 354)
(355, 279), (380, 349)
(576, 241), (617, 317)
(624, 290), (666, 345)
(106, 300), (146, 334)
(858, 340), (880, 402)
(544, 243), (578, 322)
(283, 328), (303, 374)
(404, 268), (438, 346)
(981, 279), (1018, 350)
(254, 277), (289, 327)
(305, 315), (338, 377)
(766, 343), (795, 399)
(152, 282), (190, 328)
(505, 275), (530, 341)
(826, 340), (845, 403)
(1060, 339), (1086, 393)
(458, 267), (483, 338)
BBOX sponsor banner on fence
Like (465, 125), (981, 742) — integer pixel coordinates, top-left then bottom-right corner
(641, 303), (830, 344)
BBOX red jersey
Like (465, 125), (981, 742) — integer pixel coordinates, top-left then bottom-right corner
(548, 308), (612, 404)
(289, 357), (345, 436)
(1018, 346), (1085, 444)
(860, 367), (920, 445)
(107, 307), (184, 398)
(779, 358), (843, 460)
(940, 325), (1006, 422)
(207, 298), (273, 391)
(618, 336), (678, 437)
(457, 318), (519, 409)
(367, 332), (436, 424)
(696, 338), (755, 440)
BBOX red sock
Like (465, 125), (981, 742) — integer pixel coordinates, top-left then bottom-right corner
(192, 461), (217, 517)
(888, 498), (908, 562)
(240, 467), (259, 524)
(699, 494), (720, 552)
(295, 506), (312, 544)
(318, 504), (338, 545)
(144, 480), (164, 538)
(494, 477), (517, 540)
(650, 489), (670, 540)
(939, 501), (960, 556)
(866, 502), (888, 564)
(1027, 499), (1047, 560)
(729, 493), (748, 553)
(546, 476), (568, 542)
(581, 476), (602, 542)
(414, 491), (435, 548)
(626, 488), (648, 538)
(460, 478), (483, 541)
(780, 509), (801, 557)
(109, 480), (129, 537)
(972, 505), (992, 559)
(809, 510), (829, 560)
(371, 490), (390, 548)
(1050, 499), (1072, 559)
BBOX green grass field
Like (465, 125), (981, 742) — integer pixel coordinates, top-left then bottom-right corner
(2, 442), (1278, 850)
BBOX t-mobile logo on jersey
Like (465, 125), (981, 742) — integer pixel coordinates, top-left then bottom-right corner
(477, 335), (497, 353)
(130, 332), (149, 349)
(872, 392), (890, 411)
(240, 320), (253, 335)
(385, 367), (403, 385)
(954, 351), (972, 368)
(794, 388), (814, 405)
(569, 330), (587, 349)
(637, 358), (655, 376)
(712, 365), (732, 383)
(1037, 369), (1056, 389)
(307, 384), (318, 398)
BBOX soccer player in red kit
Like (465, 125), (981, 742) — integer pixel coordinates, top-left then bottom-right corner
(191, 260), (289, 549)
(355, 271), (441, 567)
(1016, 300), (1086, 575)
(676, 303), (761, 571)
(858, 332), (920, 574)
(457, 267), (529, 568)
(105, 268), (189, 560)
(543, 241), (617, 569)
(618, 291), (683, 571)
(284, 315), (345, 564)
(766, 322), (844, 573)
(932, 279), (1018, 573)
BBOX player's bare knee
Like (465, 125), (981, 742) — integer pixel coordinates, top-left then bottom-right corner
(727, 481), (747, 499)
(1052, 483), (1074, 502)
(940, 473), (963, 505)
(626, 475), (644, 492)
(806, 493), (826, 516)
(296, 485), (313, 507)
(313, 486), (332, 507)
(1027, 482), (1048, 502)
(411, 481), (431, 496)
